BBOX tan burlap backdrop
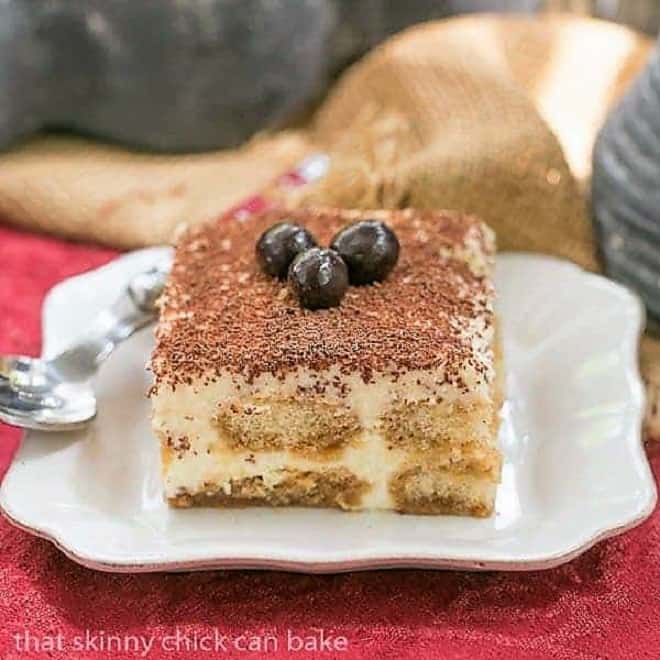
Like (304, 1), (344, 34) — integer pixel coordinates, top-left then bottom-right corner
(1, 14), (658, 438)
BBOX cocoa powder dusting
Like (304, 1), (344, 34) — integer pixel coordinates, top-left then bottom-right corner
(150, 207), (495, 390)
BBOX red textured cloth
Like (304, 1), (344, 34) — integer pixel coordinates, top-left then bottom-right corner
(0, 224), (659, 660)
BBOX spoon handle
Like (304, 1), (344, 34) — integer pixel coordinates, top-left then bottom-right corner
(49, 264), (169, 383)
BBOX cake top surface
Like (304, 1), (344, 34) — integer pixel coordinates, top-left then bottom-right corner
(150, 207), (495, 390)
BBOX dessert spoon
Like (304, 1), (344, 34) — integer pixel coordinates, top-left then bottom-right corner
(0, 264), (169, 432)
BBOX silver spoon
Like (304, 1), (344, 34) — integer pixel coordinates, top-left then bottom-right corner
(0, 264), (169, 431)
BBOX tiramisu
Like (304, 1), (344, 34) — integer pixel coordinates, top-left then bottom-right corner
(150, 207), (502, 516)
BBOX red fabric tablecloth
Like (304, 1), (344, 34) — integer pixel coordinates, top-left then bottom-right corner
(1, 224), (659, 660)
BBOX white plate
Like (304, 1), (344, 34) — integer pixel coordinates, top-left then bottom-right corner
(0, 249), (656, 573)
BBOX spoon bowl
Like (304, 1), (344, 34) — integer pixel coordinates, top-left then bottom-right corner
(0, 355), (97, 430)
(0, 262), (169, 432)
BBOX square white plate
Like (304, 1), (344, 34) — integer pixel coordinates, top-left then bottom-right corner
(0, 248), (655, 572)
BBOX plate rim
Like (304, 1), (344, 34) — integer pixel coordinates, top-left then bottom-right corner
(0, 250), (656, 573)
(0, 501), (655, 573)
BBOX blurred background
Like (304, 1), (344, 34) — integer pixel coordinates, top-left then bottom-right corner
(544, 1), (660, 33)
(1, 0), (659, 153)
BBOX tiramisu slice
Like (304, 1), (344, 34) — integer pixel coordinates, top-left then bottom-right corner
(150, 207), (502, 516)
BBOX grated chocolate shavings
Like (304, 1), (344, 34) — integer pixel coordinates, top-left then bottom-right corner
(150, 207), (495, 391)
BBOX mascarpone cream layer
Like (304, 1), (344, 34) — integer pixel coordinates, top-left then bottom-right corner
(161, 430), (495, 509)
(153, 362), (497, 509)
(152, 351), (494, 436)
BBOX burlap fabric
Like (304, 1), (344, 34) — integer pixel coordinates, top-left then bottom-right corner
(0, 14), (658, 437)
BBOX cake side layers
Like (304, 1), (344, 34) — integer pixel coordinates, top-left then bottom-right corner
(152, 365), (502, 476)
(161, 429), (498, 515)
(153, 355), (503, 515)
